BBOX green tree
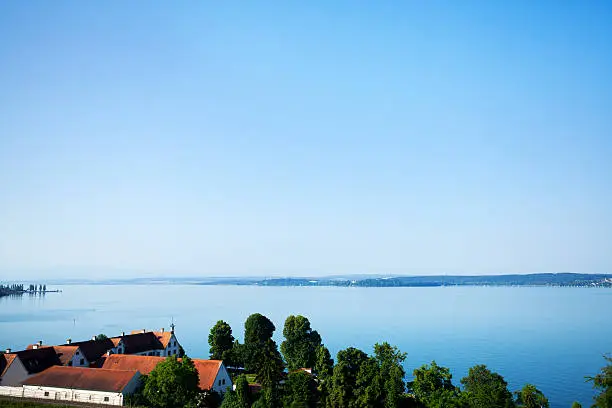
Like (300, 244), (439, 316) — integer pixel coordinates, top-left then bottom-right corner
(408, 361), (463, 408)
(571, 402), (582, 408)
(515, 384), (549, 408)
(460, 365), (514, 408)
(221, 391), (242, 408)
(235, 374), (250, 408)
(284, 370), (318, 408)
(244, 313), (276, 372)
(144, 355), (200, 408)
(256, 338), (284, 408)
(588, 355), (612, 408)
(329, 347), (369, 407)
(374, 342), (407, 408)
(281, 315), (322, 371)
(95, 334), (108, 341)
(209, 320), (235, 362)
(315, 345), (334, 380)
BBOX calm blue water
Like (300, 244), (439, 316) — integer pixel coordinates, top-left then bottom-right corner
(0, 285), (610, 407)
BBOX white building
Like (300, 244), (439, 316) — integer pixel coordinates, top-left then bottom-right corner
(20, 366), (141, 406)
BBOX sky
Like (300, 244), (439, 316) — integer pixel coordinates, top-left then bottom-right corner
(0, 1), (611, 280)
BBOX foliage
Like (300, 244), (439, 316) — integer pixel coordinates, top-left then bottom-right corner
(95, 333), (109, 341)
(329, 347), (369, 407)
(284, 370), (318, 408)
(209, 320), (235, 362)
(460, 365), (515, 408)
(315, 345), (334, 380)
(144, 355), (200, 408)
(220, 391), (241, 408)
(588, 355), (612, 408)
(244, 313), (276, 372)
(514, 384), (549, 408)
(280, 315), (322, 371)
(235, 374), (250, 408)
(571, 402), (582, 408)
(408, 361), (463, 408)
(374, 342), (407, 408)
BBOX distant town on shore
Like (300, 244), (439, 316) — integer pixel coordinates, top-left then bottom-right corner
(7, 272), (610, 289)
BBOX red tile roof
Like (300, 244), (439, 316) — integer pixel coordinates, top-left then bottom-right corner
(52, 346), (80, 366)
(22, 366), (138, 393)
(153, 331), (172, 348)
(0, 354), (17, 378)
(110, 332), (164, 354)
(10, 348), (61, 375)
(101, 355), (223, 391)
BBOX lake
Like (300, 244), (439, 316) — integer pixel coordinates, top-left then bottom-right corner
(0, 285), (610, 407)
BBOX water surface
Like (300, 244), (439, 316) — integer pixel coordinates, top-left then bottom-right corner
(1, 285), (610, 407)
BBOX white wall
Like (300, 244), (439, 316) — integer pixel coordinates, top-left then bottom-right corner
(22, 385), (124, 406)
(69, 348), (89, 367)
(0, 386), (24, 397)
(212, 363), (232, 394)
(0, 358), (28, 386)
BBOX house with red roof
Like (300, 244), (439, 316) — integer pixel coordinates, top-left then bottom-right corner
(21, 366), (141, 406)
(0, 347), (61, 386)
(101, 354), (232, 394)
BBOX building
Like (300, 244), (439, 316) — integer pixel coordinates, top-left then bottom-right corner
(26, 342), (89, 367)
(20, 366), (141, 406)
(0, 347), (61, 386)
(101, 354), (232, 394)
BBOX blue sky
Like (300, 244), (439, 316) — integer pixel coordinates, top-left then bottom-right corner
(0, 1), (611, 279)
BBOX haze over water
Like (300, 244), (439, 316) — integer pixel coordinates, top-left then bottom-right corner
(1, 285), (610, 408)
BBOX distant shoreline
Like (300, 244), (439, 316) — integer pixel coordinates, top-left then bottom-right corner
(24, 273), (612, 288)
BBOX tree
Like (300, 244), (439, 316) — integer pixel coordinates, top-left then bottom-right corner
(374, 342), (407, 408)
(315, 345), (334, 380)
(588, 355), (612, 408)
(256, 338), (284, 408)
(284, 370), (318, 408)
(220, 391), (241, 408)
(144, 355), (200, 408)
(281, 315), (322, 371)
(209, 320), (235, 362)
(328, 347), (369, 407)
(95, 334), (108, 341)
(515, 384), (548, 408)
(235, 374), (250, 408)
(408, 361), (463, 408)
(461, 365), (514, 408)
(244, 313), (276, 372)
(571, 402), (582, 408)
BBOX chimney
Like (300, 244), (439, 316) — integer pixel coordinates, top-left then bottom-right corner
(33, 344), (38, 349)
(106, 350), (111, 356)
(161, 328), (165, 333)
(5, 348), (11, 353)
(92, 336), (96, 341)
(121, 332), (125, 337)
(38, 340), (43, 346)
(142, 329), (146, 334)
(66, 338), (72, 344)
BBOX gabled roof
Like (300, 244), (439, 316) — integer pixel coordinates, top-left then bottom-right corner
(22, 366), (138, 392)
(110, 332), (164, 354)
(101, 354), (162, 375)
(192, 359), (224, 391)
(52, 346), (80, 366)
(0, 354), (18, 378)
(64, 338), (115, 363)
(154, 331), (172, 348)
(11, 347), (61, 375)
(101, 355), (224, 391)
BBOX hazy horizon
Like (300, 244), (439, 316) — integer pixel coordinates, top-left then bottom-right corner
(1, 2), (611, 281)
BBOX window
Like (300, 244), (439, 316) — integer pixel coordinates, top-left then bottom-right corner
(104, 397), (109, 402)
(218, 380), (221, 386)
(44, 392), (49, 397)
(222, 379), (226, 385)
(156, 351), (160, 356)
(80, 358), (85, 365)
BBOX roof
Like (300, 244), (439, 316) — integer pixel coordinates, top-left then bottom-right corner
(111, 332), (164, 354)
(102, 355), (223, 391)
(192, 360), (223, 390)
(101, 354), (162, 375)
(154, 331), (172, 348)
(22, 366), (138, 392)
(0, 354), (18, 378)
(64, 338), (115, 363)
(11, 347), (61, 375)
(52, 346), (80, 366)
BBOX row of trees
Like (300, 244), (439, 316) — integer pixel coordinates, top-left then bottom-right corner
(208, 314), (611, 408)
(0, 283), (48, 296)
(129, 314), (610, 408)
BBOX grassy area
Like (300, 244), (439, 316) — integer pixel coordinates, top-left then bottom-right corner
(0, 401), (74, 408)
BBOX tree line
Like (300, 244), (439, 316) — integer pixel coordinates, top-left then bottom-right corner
(126, 314), (611, 408)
